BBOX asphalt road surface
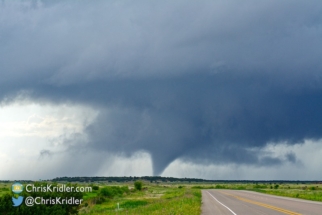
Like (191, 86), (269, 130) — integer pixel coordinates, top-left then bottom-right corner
(202, 190), (322, 215)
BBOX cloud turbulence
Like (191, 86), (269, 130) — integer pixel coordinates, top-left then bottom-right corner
(1, 0), (322, 177)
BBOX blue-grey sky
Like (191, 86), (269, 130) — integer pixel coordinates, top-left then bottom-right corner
(1, 0), (322, 180)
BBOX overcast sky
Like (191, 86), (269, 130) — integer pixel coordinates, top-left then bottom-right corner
(1, 0), (322, 180)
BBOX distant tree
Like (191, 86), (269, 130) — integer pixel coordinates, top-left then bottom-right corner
(134, 181), (143, 191)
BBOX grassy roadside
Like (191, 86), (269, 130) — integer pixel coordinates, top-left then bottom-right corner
(252, 188), (322, 202)
(80, 185), (201, 215)
(192, 183), (322, 202)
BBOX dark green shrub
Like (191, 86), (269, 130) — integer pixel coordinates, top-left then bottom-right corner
(92, 185), (99, 191)
(215, 185), (225, 189)
(134, 181), (143, 191)
(309, 186), (315, 190)
(100, 186), (129, 198)
(100, 187), (113, 198)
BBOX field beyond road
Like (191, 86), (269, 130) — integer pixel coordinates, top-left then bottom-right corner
(202, 189), (322, 215)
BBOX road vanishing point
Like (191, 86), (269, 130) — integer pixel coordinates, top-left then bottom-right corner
(202, 190), (322, 215)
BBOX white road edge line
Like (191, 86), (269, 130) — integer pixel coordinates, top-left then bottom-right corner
(206, 191), (237, 215)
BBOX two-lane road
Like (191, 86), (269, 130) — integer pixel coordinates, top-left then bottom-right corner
(202, 190), (322, 215)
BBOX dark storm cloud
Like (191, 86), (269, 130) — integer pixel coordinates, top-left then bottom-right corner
(1, 1), (322, 174)
(21, 72), (322, 174)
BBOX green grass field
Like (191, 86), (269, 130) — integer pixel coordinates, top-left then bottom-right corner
(0, 183), (10, 197)
(191, 183), (322, 202)
(79, 184), (201, 215)
(254, 186), (322, 202)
